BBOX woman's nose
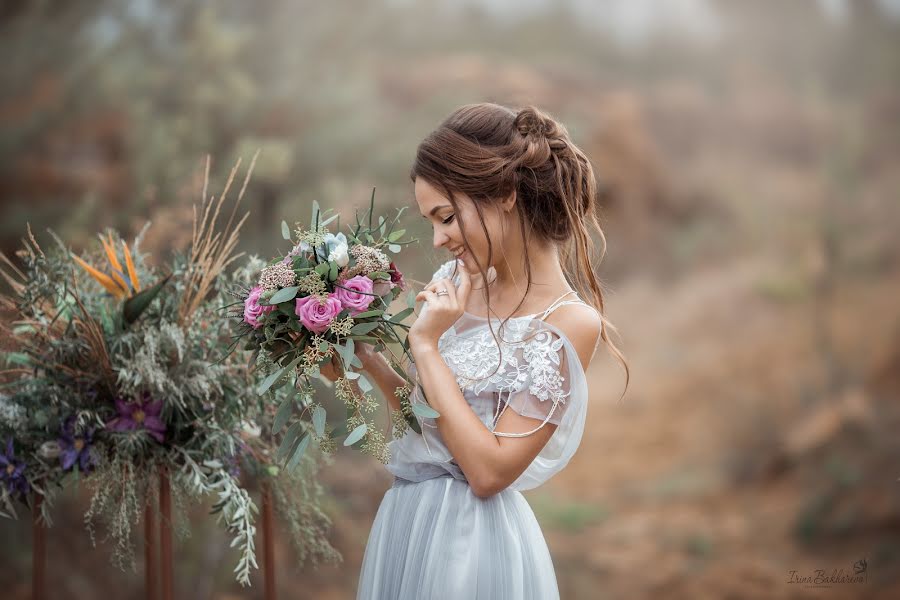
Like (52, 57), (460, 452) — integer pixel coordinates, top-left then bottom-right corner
(433, 229), (450, 250)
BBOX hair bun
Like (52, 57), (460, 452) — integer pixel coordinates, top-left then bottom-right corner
(515, 107), (553, 139)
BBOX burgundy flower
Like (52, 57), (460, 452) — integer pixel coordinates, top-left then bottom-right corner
(106, 393), (166, 443)
(388, 261), (406, 291)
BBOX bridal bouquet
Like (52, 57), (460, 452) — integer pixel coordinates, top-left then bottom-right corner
(228, 191), (433, 467)
(0, 158), (339, 585)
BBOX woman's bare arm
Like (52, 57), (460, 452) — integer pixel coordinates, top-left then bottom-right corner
(358, 350), (406, 413)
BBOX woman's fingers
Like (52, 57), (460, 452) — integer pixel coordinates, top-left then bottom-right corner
(417, 289), (438, 304)
(320, 353), (344, 382)
(434, 277), (455, 297)
(418, 277), (464, 312)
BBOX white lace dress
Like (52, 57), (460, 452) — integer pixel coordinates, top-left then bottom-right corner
(356, 259), (600, 600)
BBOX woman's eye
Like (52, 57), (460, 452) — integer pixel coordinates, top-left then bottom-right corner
(441, 215), (455, 225)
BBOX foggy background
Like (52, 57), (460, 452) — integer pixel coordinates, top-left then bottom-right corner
(2, 0), (899, 598)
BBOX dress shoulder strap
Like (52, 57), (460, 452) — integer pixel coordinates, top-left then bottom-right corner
(536, 292), (602, 322)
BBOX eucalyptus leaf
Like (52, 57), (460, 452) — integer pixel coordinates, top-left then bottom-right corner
(357, 374), (373, 393)
(287, 434), (311, 473)
(412, 403), (441, 419)
(256, 370), (281, 396)
(405, 412), (422, 435)
(273, 396), (293, 434)
(281, 220), (291, 240)
(342, 338), (355, 366)
(312, 405), (326, 437)
(343, 423), (368, 446)
(349, 322), (380, 335)
(388, 244), (401, 253)
(268, 286), (300, 304)
(257, 355), (303, 395)
(277, 422), (302, 461)
(389, 307), (414, 323)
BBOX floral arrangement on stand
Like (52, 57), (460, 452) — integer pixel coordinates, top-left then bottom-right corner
(0, 157), (339, 587)
(227, 191), (438, 469)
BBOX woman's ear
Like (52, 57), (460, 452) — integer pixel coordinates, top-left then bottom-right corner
(500, 189), (516, 213)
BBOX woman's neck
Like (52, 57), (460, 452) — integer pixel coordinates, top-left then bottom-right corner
(470, 240), (572, 313)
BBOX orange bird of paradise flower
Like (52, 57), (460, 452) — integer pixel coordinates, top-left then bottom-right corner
(72, 233), (142, 299)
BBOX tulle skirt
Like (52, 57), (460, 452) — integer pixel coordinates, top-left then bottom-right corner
(356, 474), (560, 599)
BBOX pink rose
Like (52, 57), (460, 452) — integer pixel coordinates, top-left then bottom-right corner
(335, 275), (376, 316)
(295, 293), (342, 334)
(244, 286), (276, 329)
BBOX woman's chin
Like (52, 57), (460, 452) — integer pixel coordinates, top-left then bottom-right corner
(454, 256), (497, 283)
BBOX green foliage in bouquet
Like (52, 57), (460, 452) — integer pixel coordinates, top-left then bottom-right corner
(227, 189), (437, 471)
(0, 157), (340, 586)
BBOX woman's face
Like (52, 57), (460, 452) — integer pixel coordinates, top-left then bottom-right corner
(415, 178), (512, 273)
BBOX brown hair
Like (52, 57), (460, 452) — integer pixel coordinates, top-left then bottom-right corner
(410, 102), (629, 401)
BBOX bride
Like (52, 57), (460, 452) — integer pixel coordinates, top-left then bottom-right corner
(338, 102), (628, 599)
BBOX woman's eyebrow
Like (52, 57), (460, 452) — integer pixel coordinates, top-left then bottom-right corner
(420, 204), (451, 218)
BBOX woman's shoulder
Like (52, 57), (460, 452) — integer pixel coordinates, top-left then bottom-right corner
(539, 303), (604, 372)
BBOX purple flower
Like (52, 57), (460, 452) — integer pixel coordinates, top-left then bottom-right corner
(58, 416), (96, 473)
(0, 438), (29, 498)
(243, 286), (276, 329)
(106, 393), (167, 443)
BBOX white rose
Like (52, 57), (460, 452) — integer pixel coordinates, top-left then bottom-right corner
(329, 243), (349, 267)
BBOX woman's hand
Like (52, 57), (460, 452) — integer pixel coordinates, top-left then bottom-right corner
(409, 261), (472, 349)
(355, 341), (378, 371)
(319, 353), (344, 383)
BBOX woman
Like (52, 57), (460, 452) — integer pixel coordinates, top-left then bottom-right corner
(349, 103), (629, 599)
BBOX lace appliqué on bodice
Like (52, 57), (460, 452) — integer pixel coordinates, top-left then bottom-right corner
(416, 257), (584, 439)
(439, 319), (570, 406)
